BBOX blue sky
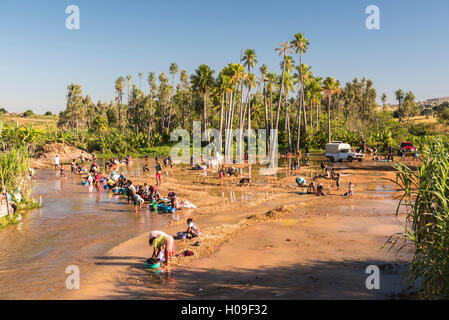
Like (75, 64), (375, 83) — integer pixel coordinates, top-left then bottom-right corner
(1, 0), (448, 113)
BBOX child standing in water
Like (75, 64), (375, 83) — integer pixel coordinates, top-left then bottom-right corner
(348, 182), (354, 197)
(71, 159), (77, 173)
(54, 155), (59, 169)
(155, 158), (162, 186)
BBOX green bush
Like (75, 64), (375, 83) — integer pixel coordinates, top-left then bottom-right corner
(23, 110), (34, 117)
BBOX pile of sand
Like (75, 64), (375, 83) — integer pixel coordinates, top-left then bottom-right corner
(31, 143), (86, 168)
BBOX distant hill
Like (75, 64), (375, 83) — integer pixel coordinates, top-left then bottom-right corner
(419, 97), (449, 106)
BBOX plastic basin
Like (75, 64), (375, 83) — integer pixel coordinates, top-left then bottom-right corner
(144, 262), (161, 269)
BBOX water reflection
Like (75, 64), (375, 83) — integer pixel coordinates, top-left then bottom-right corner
(0, 168), (171, 299)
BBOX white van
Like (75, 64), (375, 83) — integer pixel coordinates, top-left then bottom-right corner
(325, 141), (364, 162)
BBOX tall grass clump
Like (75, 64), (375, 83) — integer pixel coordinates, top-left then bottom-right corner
(388, 137), (449, 299)
(0, 147), (38, 211)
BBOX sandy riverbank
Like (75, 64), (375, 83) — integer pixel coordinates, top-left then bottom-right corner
(59, 159), (414, 300)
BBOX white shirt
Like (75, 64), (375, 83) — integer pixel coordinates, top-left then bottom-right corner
(189, 222), (198, 232)
(54, 156), (59, 165)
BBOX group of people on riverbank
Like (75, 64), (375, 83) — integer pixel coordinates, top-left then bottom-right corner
(105, 155), (133, 169)
(296, 164), (354, 198)
(63, 152), (182, 214)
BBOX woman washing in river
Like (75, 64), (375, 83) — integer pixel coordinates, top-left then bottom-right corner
(148, 231), (175, 267)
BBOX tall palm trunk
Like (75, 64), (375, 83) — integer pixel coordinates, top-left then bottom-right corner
(167, 76), (175, 134)
(299, 53), (308, 142)
(310, 100), (313, 137)
(273, 61), (286, 164)
(203, 92), (209, 140)
(246, 84), (253, 156)
(285, 96), (292, 152)
(295, 93), (302, 152)
(219, 92), (225, 153)
(263, 84), (270, 155)
(269, 88), (274, 131)
(327, 95), (332, 143)
(226, 90), (236, 156)
(117, 99), (122, 133)
(237, 82), (245, 162)
(147, 93), (154, 146)
(275, 63), (286, 131)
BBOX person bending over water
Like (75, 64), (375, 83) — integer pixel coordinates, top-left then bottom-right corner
(133, 193), (145, 211)
(149, 185), (161, 201)
(296, 176), (307, 187)
(316, 183), (325, 196)
(148, 231), (175, 267)
(168, 191), (179, 209)
(307, 182), (316, 194)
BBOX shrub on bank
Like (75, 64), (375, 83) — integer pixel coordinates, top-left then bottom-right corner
(388, 137), (449, 299)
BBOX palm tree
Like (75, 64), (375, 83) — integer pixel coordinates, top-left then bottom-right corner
(291, 32), (310, 148)
(180, 69), (189, 129)
(278, 56), (295, 151)
(217, 69), (231, 150)
(260, 64), (270, 152)
(115, 76), (124, 133)
(242, 49), (257, 74)
(231, 64), (247, 161)
(402, 91), (416, 124)
(266, 72), (276, 131)
(242, 49), (258, 149)
(293, 63), (312, 148)
(190, 64), (215, 140)
(126, 75), (132, 106)
(144, 72), (157, 145)
(244, 73), (259, 149)
(283, 73), (295, 152)
(168, 63), (179, 132)
(223, 63), (241, 154)
(322, 77), (341, 143)
(274, 41), (294, 132)
(381, 93), (387, 108)
(395, 89), (405, 122)
(138, 72), (143, 89)
(308, 77), (323, 134)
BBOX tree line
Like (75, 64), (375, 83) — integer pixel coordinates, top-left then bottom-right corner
(56, 32), (428, 154)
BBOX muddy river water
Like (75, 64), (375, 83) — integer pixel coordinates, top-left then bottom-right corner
(0, 165), (172, 299)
